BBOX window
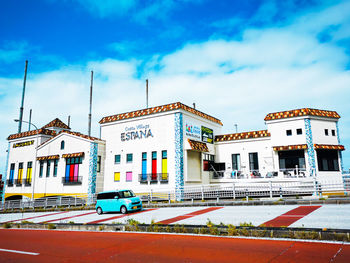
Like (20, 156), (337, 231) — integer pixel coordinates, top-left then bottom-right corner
(325, 129), (329, 136)
(278, 150), (306, 170)
(286, 130), (292, 136)
(161, 150), (168, 181)
(97, 156), (101, 172)
(141, 152), (147, 181)
(9, 163), (15, 182)
(65, 157), (83, 182)
(249, 152), (259, 171)
(26, 161), (32, 183)
(203, 154), (215, 171)
(46, 160), (51, 177)
(296, 128), (302, 135)
(317, 150), (339, 171)
(127, 153), (133, 163)
(332, 130), (336, 136)
(53, 160), (58, 177)
(231, 154), (241, 170)
(39, 161), (44, 178)
(60, 140), (65, 150)
(114, 172), (120, 182)
(151, 151), (157, 181)
(126, 171), (132, 182)
(115, 154), (121, 164)
(18, 162), (23, 183)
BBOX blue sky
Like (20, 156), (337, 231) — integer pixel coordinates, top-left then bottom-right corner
(1, 0), (350, 174)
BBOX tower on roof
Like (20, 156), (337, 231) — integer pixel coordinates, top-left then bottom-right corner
(42, 118), (71, 134)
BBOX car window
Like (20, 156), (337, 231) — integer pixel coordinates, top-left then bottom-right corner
(119, 190), (135, 198)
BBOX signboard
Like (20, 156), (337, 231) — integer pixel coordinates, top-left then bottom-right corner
(185, 123), (201, 140)
(201, 126), (213, 144)
(13, 140), (34, 148)
(121, 124), (153, 142)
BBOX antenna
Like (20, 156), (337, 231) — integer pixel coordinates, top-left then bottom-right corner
(146, 79), (149, 108)
(88, 71), (93, 136)
(234, 124), (238, 133)
(193, 103), (196, 109)
(18, 60), (28, 133)
(68, 115), (71, 128)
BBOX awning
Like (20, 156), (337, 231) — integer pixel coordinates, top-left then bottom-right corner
(314, 144), (345, 151)
(273, 144), (308, 151)
(187, 139), (209, 152)
(62, 152), (85, 158)
(37, 155), (59, 161)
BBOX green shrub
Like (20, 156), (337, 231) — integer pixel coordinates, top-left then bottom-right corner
(47, 223), (56, 230)
(227, 224), (238, 236)
(239, 222), (254, 227)
(3, 223), (12, 229)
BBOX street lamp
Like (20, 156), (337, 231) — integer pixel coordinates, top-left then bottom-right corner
(14, 119), (39, 201)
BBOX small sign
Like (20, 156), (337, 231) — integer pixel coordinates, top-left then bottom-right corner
(201, 126), (213, 144)
(13, 140), (34, 148)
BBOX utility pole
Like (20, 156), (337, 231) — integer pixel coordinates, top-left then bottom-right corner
(88, 71), (93, 136)
(18, 60), (28, 133)
(146, 79), (149, 108)
(28, 109), (32, 131)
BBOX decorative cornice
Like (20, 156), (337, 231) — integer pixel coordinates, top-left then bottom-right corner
(215, 130), (270, 142)
(187, 139), (209, 152)
(273, 144), (308, 151)
(7, 129), (56, 140)
(314, 144), (345, 151)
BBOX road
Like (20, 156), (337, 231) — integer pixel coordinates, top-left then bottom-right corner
(1, 204), (350, 229)
(0, 229), (349, 262)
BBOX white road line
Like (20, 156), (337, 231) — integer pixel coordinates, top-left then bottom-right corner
(0, 248), (39, 255)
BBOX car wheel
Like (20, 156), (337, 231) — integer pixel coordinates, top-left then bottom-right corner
(120, 206), (127, 214)
(96, 207), (103, 215)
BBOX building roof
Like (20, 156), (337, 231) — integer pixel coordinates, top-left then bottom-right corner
(215, 130), (270, 142)
(99, 102), (223, 126)
(7, 128), (56, 140)
(264, 108), (340, 121)
(42, 118), (70, 129)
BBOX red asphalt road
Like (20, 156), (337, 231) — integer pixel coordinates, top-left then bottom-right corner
(261, 206), (322, 227)
(0, 229), (349, 263)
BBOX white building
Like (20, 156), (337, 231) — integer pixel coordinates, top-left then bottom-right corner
(2, 103), (346, 201)
(4, 119), (105, 201)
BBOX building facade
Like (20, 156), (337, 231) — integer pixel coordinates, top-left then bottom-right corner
(2, 103), (346, 201)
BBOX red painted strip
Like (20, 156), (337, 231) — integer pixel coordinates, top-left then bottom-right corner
(157, 207), (223, 225)
(261, 206), (321, 227)
(87, 208), (158, 224)
(2, 211), (70, 224)
(39, 211), (96, 223)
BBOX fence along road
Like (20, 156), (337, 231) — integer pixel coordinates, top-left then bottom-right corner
(2, 176), (349, 210)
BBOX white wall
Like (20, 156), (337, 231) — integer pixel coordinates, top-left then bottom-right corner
(310, 119), (339, 145)
(101, 112), (176, 192)
(215, 138), (273, 179)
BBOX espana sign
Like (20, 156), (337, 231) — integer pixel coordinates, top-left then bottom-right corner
(13, 140), (34, 148)
(121, 124), (153, 141)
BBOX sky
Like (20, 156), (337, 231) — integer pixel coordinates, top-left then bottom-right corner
(0, 0), (350, 175)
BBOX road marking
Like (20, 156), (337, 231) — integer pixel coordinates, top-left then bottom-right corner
(86, 208), (159, 224)
(157, 207), (223, 225)
(261, 205), (322, 227)
(0, 248), (39, 255)
(1, 211), (70, 224)
(39, 211), (97, 223)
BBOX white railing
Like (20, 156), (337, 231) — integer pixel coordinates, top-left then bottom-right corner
(1, 176), (349, 211)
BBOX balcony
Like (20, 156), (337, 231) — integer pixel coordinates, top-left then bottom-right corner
(62, 176), (82, 185)
(15, 179), (22, 186)
(22, 178), (32, 186)
(138, 173), (169, 184)
(6, 180), (14, 187)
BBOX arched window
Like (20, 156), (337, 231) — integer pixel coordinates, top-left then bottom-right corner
(60, 140), (65, 150)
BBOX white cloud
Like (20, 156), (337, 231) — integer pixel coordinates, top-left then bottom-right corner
(1, 0), (350, 175)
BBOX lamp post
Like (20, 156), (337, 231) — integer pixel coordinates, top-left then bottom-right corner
(14, 119), (38, 201)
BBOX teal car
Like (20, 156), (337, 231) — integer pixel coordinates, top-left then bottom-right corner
(95, 190), (142, 215)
